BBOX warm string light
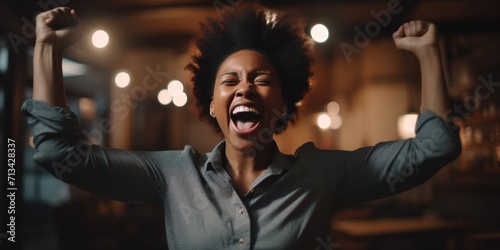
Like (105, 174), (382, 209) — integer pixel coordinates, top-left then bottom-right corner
(310, 24), (329, 43)
(316, 101), (342, 130)
(113, 71), (187, 107)
(317, 113), (332, 130)
(158, 80), (188, 107)
(92, 30), (109, 48)
(115, 72), (130, 88)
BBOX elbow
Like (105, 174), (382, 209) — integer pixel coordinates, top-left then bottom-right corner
(430, 130), (462, 165)
(412, 126), (462, 168)
(33, 149), (77, 181)
(32, 139), (92, 181)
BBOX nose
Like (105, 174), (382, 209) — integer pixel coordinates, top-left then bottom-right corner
(235, 80), (256, 98)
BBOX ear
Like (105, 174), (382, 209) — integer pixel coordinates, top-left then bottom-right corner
(210, 100), (215, 117)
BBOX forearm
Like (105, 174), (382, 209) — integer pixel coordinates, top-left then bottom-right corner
(33, 43), (67, 107)
(416, 46), (449, 120)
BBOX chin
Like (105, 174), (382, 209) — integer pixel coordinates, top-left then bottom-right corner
(227, 133), (258, 151)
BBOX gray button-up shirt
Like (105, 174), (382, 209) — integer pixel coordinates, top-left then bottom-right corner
(22, 100), (461, 249)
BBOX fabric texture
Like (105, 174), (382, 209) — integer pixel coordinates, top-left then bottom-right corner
(22, 99), (461, 250)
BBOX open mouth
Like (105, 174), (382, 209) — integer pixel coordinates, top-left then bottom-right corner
(230, 105), (262, 134)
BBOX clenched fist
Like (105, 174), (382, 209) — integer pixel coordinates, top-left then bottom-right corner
(393, 20), (438, 56)
(36, 7), (83, 50)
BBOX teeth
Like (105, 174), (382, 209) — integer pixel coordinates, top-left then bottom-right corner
(232, 105), (259, 115)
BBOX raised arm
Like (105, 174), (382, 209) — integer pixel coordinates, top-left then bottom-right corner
(33, 7), (83, 107)
(25, 8), (168, 205)
(393, 21), (449, 120)
(332, 22), (461, 204)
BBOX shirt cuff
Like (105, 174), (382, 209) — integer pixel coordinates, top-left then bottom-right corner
(416, 110), (459, 132)
(22, 99), (82, 146)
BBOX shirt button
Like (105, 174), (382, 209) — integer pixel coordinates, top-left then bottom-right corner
(238, 239), (244, 245)
(238, 208), (244, 214)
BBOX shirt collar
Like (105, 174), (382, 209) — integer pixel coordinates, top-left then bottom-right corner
(203, 140), (295, 175)
(203, 140), (226, 173)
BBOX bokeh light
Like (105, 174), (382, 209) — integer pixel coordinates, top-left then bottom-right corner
(173, 92), (188, 107)
(167, 80), (184, 96)
(92, 30), (109, 48)
(330, 115), (342, 130)
(398, 113), (418, 139)
(317, 113), (332, 130)
(326, 101), (340, 115)
(158, 89), (172, 105)
(311, 24), (329, 43)
(115, 72), (130, 88)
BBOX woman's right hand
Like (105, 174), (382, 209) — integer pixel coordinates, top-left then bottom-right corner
(36, 7), (83, 50)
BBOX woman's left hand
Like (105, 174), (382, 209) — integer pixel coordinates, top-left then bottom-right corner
(392, 20), (438, 56)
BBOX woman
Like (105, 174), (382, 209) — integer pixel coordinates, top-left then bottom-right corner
(23, 2), (461, 249)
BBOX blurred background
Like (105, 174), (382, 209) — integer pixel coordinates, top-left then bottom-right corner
(1, 0), (500, 249)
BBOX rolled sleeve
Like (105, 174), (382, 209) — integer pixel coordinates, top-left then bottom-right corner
(22, 100), (86, 168)
(22, 99), (164, 205)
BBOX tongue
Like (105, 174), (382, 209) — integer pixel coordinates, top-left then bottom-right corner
(235, 120), (258, 131)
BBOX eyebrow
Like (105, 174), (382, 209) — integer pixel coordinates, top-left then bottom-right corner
(218, 72), (238, 79)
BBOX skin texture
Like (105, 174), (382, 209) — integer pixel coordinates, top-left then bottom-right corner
(393, 21), (449, 119)
(32, 8), (450, 196)
(210, 50), (284, 195)
(33, 7), (83, 107)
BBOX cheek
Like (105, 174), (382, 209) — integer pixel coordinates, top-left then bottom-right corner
(213, 88), (232, 115)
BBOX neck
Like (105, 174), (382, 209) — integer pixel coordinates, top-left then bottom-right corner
(224, 141), (274, 177)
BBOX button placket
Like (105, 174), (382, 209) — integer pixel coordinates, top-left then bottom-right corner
(230, 189), (250, 249)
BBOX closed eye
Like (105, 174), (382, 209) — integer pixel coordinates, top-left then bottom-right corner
(255, 79), (272, 85)
(222, 79), (239, 85)
(254, 72), (274, 85)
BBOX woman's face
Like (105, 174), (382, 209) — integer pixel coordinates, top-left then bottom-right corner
(211, 49), (285, 152)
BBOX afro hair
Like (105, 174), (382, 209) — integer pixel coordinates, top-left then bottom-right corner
(185, 1), (314, 133)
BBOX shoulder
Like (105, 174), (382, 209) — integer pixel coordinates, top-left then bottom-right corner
(292, 141), (374, 168)
(183, 144), (210, 165)
(139, 145), (207, 169)
(294, 141), (369, 157)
